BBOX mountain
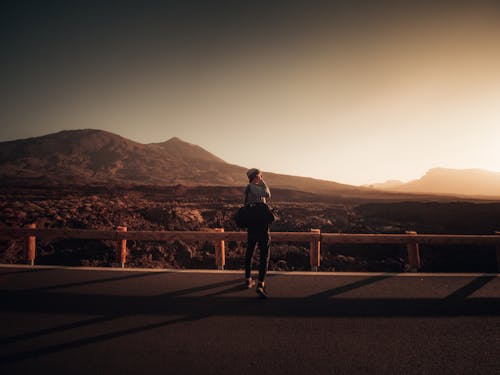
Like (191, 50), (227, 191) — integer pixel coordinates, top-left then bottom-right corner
(0, 129), (244, 186)
(0, 129), (371, 197)
(369, 168), (500, 198)
(364, 180), (405, 190)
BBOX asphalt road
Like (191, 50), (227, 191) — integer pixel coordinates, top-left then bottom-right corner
(1, 265), (499, 375)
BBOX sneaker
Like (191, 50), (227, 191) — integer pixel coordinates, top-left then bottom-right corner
(245, 278), (255, 289)
(256, 283), (268, 299)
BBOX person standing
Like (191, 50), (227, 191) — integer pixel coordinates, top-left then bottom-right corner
(244, 168), (271, 298)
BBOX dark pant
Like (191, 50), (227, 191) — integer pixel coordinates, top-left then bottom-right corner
(245, 225), (270, 282)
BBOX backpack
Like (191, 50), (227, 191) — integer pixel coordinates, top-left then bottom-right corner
(234, 205), (251, 228)
(234, 203), (279, 228)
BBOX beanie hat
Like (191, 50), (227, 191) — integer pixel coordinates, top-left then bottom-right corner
(246, 168), (260, 181)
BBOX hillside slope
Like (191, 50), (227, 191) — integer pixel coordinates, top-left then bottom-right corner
(0, 129), (373, 197)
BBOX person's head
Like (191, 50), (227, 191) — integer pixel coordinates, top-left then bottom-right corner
(247, 168), (262, 182)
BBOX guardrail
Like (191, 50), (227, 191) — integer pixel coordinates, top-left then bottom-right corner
(1, 225), (500, 272)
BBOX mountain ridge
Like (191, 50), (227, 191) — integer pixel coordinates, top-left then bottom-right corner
(2, 129), (499, 199)
(0, 129), (370, 197)
(368, 167), (500, 198)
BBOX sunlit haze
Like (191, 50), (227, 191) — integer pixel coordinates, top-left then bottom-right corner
(1, 1), (500, 185)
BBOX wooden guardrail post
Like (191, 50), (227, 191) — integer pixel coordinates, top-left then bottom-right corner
(310, 229), (321, 272)
(405, 231), (421, 272)
(116, 226), (127, 268)
(25, 223), (36, 266)
(495, 231), (500, 272)
(214, 228), (225, 270)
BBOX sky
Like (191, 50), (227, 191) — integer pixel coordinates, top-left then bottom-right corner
(1, 0), (500, 186)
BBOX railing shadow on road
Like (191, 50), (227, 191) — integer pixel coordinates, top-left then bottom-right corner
(25, 271), (163, 292)
(444, 275), (497, 300)
(1, 273), (499, 365)
(155, 276), (257, 298)
(304, 275), (392, 300)
(3, 274), (498, 320)
(170, 273), (281, 298)
(0, 276), (252, 347)
(0, 267), (56, 276)
(0, 314), (209, 365)
(0, 314), (124, 345)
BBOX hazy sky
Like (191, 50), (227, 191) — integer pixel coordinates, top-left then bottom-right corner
(1, 0), (500, 185)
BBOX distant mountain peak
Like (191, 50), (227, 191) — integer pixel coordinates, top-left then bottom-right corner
(49, 128), (122, 138)
(154, 136), (226, 164)
(157, 136), (199, 148)
(371, 167), (500, 198)
(164, 136), (184, 143)
(364, 179), (405, 190)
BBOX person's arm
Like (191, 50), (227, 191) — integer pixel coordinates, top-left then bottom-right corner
(249, 182), (271, 199)
(244, 185), (250, 205)
(260, 181), (271, 199)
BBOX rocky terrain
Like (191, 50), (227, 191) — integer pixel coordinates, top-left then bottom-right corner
(1, 184), (499, 272)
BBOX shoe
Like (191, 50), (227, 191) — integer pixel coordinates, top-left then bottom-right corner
(245, 278), (255, 289)
(256, 283), (268, 299)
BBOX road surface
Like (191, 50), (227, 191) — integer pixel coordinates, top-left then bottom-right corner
(1, 265), (499, 374)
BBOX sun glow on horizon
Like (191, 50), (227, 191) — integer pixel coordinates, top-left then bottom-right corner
(2, 1), (500, 186)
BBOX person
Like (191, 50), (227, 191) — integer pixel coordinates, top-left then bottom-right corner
(244, 168), (271, 298)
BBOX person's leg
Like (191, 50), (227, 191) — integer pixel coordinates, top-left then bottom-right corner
(256, 228), (270, 299)
(245, 229), (257, 279)
(257, 227), (271, 283)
